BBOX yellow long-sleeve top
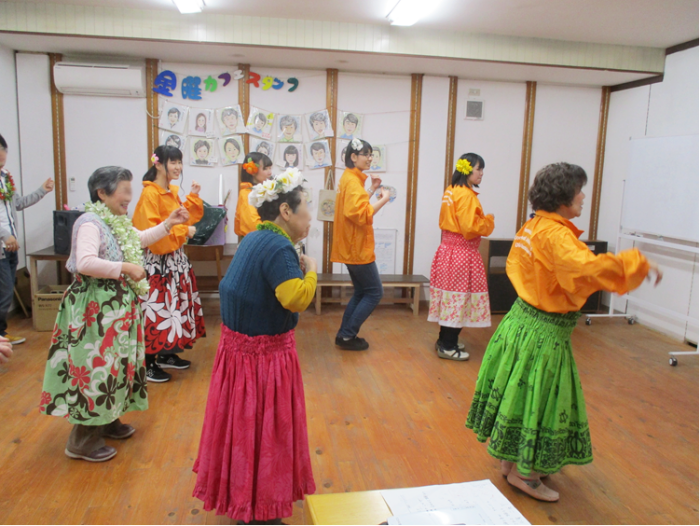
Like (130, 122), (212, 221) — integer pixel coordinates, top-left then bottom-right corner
(275, 272), (318, 313)
(234, 182), (262, 237)
(507, 210), (650, 313)
(439, 185), (495, 239)
(331, 167), (375, 265)
(132, 181), (204, 255)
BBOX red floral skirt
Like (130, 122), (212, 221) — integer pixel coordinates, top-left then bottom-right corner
(428, 231), (491, 328)
(193, 325), (316, 522)
(141, 248), (206, 354)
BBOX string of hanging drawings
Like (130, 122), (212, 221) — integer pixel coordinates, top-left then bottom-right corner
(156, 100), (407, 172)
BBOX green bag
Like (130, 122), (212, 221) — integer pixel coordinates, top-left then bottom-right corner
(188, 201), (227, 245)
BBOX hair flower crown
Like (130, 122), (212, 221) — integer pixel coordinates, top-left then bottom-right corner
(248, 167), (305, 208)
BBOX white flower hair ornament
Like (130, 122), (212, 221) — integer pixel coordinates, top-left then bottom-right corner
(248, 167), (306, 208)
(351, 138), (363, 151)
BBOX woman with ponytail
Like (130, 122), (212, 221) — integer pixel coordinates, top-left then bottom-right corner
(132, 145), (205, 383)
(234, 151), (272, 237)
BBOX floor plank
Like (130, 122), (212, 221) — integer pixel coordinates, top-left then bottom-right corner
(0, 299), (697, 524)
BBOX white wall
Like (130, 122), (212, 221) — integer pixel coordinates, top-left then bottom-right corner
(599, 47), (699, 341)
(529, 84), (601, 236)
(334, 72), (412, 274)
(15, 53), (56, 287)
(453, 79), (526, 237)
(413, 76), (449, 296)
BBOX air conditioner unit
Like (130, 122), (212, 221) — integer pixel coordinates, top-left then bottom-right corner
(53, 62), (146, 98)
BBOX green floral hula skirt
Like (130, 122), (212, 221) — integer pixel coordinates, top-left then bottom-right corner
(466, 298), (593, 476)
(39, 275), (149, 425)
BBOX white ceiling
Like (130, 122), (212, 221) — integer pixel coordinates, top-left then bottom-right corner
(0, 32), (657, 87)
(33, 0), (699, 48)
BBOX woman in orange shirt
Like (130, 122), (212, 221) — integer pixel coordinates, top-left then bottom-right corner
(234, 152), (272, 237)
(466, 162), (662, 503)
(331, 138), (390, 351)
(132, 145), (205, 383)
(428, 153), (494, 361)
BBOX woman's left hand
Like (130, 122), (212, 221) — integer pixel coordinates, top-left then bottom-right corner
(190, 181), (201, 195)
(167, 206), (190, 226)
(42, 178), (55, 192)
(369, 174), (382, 192)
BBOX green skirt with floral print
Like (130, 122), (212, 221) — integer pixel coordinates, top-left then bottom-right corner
(466, 298), (593, 476)
(39, 274), (148, 425)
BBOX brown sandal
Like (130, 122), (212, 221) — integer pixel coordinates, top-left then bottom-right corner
(506, 472), (559, 502)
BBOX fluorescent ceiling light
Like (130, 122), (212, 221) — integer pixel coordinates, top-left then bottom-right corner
(386, 0), (439, 26)
(173, 0), (205, 14)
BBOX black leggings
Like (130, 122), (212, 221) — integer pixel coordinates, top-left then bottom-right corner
(438, 326), (462, 349)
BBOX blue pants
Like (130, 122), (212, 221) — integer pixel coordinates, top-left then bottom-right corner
(0, 250), (19, 336)
(337, 262), (383, 339)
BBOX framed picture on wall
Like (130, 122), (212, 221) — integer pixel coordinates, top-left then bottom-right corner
(305, 109), (334, 141)
(159, 131), (186, 153)
(337, 111), (363, 140)
(306, 140), (331, 170)
(159, 101), (188, 135)
(277, 114), (303, 143)
(190, 137), (218, 166)
(246, 107), (275, 139)
(276, 143), (304, 170)
(336, 139), (349, 169)
(216, 105), (246, 136)
(189, 108), (215, 137)
(219, 136), (246, 166)
(370, 144), (386, 172)
(250, 137), (275, 160)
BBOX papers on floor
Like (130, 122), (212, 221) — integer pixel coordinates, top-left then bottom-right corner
(381, 480), (530, 525)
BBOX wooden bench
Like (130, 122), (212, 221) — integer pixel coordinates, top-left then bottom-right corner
(314, 273), (429, 316)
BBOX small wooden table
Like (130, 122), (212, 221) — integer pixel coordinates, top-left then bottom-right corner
(27, 246), (71, 298)
(303, 490), (391, 525)
(314, 273), (429, 316)
(183, 243), (238, 293)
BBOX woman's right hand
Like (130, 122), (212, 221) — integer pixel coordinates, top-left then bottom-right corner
(646, 259), (663, 286)
(187, 226), (197, 238)
(122, 262), (147, 282)
(300, 255), (317, 274)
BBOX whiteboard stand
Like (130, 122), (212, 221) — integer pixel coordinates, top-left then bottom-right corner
(585, 180), (699, 366)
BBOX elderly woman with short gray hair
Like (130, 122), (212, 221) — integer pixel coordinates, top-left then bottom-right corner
(39, 165), (189, 462)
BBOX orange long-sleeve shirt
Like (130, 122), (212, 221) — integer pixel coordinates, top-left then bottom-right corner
(132, 181), (204, 255)
(439, 185), (494, 239)
(507, 210), (650, 313)
(331, 168), (375, 265)
(234, 183), (262, 237)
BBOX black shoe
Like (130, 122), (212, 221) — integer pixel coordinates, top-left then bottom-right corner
(146, 363), (171, 382)
(335, 336), (369, 351)
(157, 354), (191, 370)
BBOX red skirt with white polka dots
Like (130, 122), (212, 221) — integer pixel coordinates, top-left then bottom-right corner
(428, 231), (491, 328)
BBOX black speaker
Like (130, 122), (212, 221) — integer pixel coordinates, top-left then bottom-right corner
(484, 238), (608, 314)
(53, 210), (84, 255)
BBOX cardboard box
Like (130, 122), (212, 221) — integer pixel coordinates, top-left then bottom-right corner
(33, 285), (69, 332)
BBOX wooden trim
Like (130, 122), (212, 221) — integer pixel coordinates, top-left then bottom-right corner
(236, 63), (250, 244)
(588, 86), (611, 240)
(403, 73), (423, 275)
(444, 76), (458, 189)
(609, 75), (663, 92)
(516, 81), (537, 230)
(145, 58), (159, 164)
(666, 38), (699, 55)
(323, 68), (339, 274)
(48, 53), (67, 211)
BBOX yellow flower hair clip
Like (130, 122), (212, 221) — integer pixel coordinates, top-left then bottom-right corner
(456, 158), (473, 176)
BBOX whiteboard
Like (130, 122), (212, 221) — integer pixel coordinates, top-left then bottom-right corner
(621, 134), (699, 242)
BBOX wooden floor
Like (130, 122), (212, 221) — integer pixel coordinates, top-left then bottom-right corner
(0, 299), (697, 525)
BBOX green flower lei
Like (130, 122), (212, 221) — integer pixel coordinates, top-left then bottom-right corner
(84, 201), (150, 296)
(257, 221), (292, 244)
